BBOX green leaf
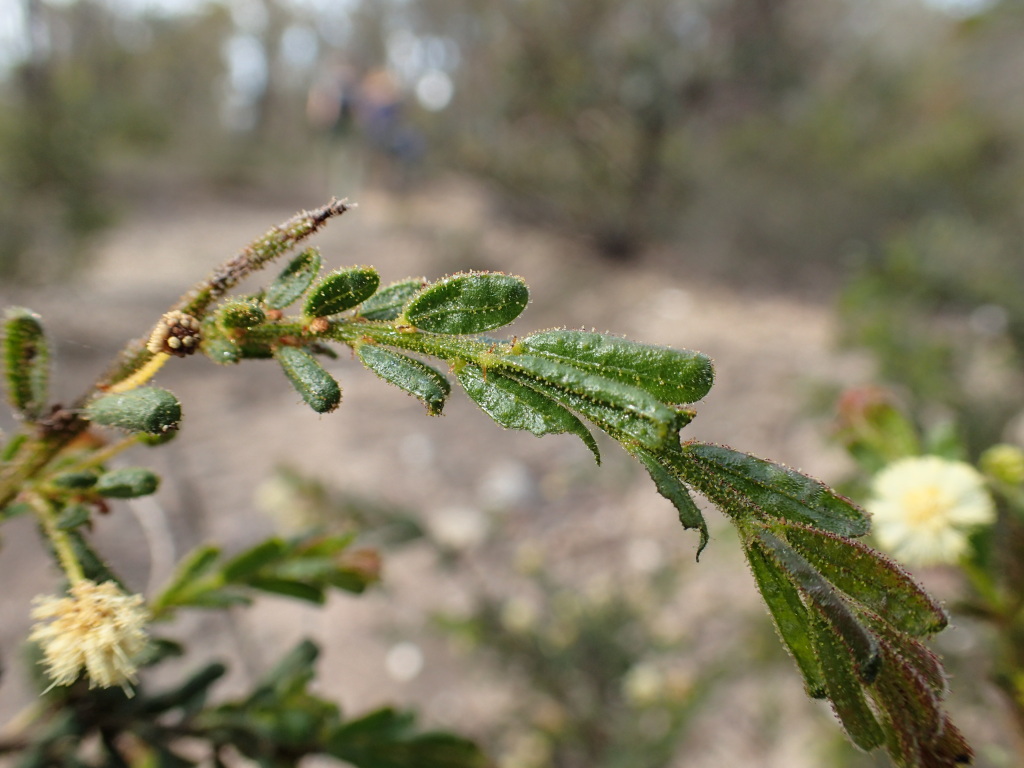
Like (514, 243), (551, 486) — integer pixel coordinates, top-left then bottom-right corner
(1, 432), (27, 462)
(221, 538), (287, 582)
(403, 272), (529, 334)
(202, 336), (242, 365)
(328, 707), (488, 768)
(811, 615), (887, 750)
(174, 545), (222, 581)
(86, 387), (182, 435)
(152, 747), (197, 768)
(304, 266), (380, 317)
(779, 522), (947, 636)
(217, 301), (266, 331)
(744, 536), (826, 698)
(871, 643), (949, 766)
(55, 503), (92, 531)
(326, 567), (378, 594)
(94, 467), (160, 499)
(50, 471), (99, 490)
(254, 639), (319, 696)
(179, 590), (251, 609)
(136, 637), (185, 667)
(155, 545), (222, 609)
(631, 447), (708, 557)
(675, 443), (870, 537)
(3, 307), (50, 419)
(920, 716), (973, 767)
(516, 329), (714, 404)
(456, 363), (600, 461)
(275, 346), (342, 414)
(358, 344), (451, 415)
(860, 613), (947, 698)
(139, 662), (227, 716)
(246, 576), (326, 604)
(358, 278), (427, 321)
(756, 529), (880, 683)
(265, 248), (322, 310)
(66, 529), (122, 587)
(500, 354), (683, 451)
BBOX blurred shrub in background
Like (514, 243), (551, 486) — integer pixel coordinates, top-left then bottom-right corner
(839, 215), (1024, 457)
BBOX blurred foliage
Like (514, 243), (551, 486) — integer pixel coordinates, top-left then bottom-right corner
(5, 0), (1024, 279)
(0, 0), (232, 281)
(436, 568), (723, 768)
(832, 388), (1024, 767)
(838, 213), (1024, 455)
(421, 0), (811, 259)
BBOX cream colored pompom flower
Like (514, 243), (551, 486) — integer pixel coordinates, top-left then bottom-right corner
(867, 455), (995, 567)
(30, 580), (149, 694)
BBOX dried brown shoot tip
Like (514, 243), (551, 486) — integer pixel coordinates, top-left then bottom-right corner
(147, 311), (202, 357)
(194, 198), (355, 313)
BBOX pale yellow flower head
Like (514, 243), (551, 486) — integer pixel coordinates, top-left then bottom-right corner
(867, 455), (995, 567)
(30, 580), (149, 694)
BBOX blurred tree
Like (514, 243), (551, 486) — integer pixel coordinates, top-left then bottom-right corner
(409, 0), (815, 259)
(829, 3), (1024, 454)
(0, 0), (111, 281)
(0, 0), (233, 282)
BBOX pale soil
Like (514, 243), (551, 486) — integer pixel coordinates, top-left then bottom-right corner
(0, 176), (900, 765)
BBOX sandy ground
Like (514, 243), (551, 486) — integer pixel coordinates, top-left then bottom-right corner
(0, 177), (889, 765)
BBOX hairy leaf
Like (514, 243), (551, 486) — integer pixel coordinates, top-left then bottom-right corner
(217, 301), (266, 330)
(67, 529), (123, 587)
(275, 346), (342, 413)
(403, 272), (529, 334)
(745, 536), (827, 698)
(812, 615), (887, 750)
(501, 354), (683, 451)
(55, 503), (92, 531)
(358, 278), (427, 321)
(203, 336), (242, 365)
(517, 329), (714, 403)
(304, 266), (380, 318)
(265, 248), (322, 309)
(780, 522), (947, 636)
(871, 643), (954, 767)
(861, 613), (948, 699)
(50, 471), (99, 490)
(457, 363), (600, 461)
(86, 387), (182, 435)
(94, 467), (161, 499)
(358, 344), (450, 415)
(920, 716), (973, 768)
(631, 447), (709, 557)
(756, 529), (880, 682)
(2, 307), (50, 419)
(676, 442), (870, 537)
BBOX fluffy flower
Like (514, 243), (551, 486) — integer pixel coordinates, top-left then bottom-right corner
(867, 455), (995, 567)
(622, 661), (664, 706)
(30, 580), (149, 694)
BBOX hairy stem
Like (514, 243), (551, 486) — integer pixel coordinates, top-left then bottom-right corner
(27, 493), (84, 584)
(0, 201), (354, 512)
(96, 199), (354, 394)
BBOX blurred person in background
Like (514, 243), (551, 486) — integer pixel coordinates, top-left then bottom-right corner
(307, 62), (424, 196)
